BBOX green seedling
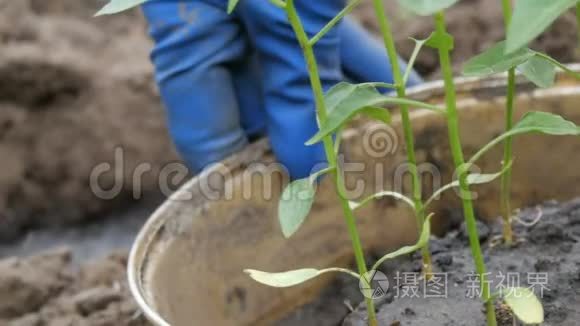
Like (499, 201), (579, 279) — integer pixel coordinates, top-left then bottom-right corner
(502, 0), (580, 248)
(370, 0), (435, 278)
(250, 0), (441, 324)
(278, 2), (388, 323)
(463, 0), (580, 245)
(395, 2), (499, 323)
(400, 0), (580, 324)
(97, 1), (580, 325)
(433, 8), (499, 325)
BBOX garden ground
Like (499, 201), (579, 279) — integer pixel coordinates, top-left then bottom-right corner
(1, 0), (579, 325)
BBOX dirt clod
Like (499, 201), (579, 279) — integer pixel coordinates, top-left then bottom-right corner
(0, 249), (148, 326)
(0, 0), (179, 241)
(72, 287), (123, 316)
(459, 220), (491, 243)
(0, 249), (71, 318)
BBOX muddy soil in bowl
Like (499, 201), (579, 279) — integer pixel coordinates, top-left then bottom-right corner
(272, 198), (580, 326)
(0, 249), (148, 326)
(339, 198), (580, 326)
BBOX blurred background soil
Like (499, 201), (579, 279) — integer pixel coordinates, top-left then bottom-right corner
(354, 0), (580, 77)
(0, 0), (176, 241)
(0, 0), (579, 325)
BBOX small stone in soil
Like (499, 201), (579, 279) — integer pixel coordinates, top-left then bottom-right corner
(459, 219), (490, 243)
(72, 287), (122, 316)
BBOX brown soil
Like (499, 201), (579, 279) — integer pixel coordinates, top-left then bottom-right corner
(0, 0), (178, 241)
(0, 248), (148, 326)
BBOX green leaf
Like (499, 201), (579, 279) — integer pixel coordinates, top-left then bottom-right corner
(371, 215), (431, 271)
(506, 0), (579, 53)
(502, 287), (544, 324)
(349, 191), (415, 211)
(462, 41), (534, 77)
(518, 55), (557, 88)
(244, 267), (358, 287)
(245, 268), (319, 287)
(509, 111), (580, 137)
(227, 0), (241, 13)
(278, 178), (316, 238)
(533, 52), (580, 80)
(359, 106), (392, 123)
(470, 112), (580, 164)
(425, 162), (512, 208)
(465, 170), (507, 184)
(463, 43), (559, 87)
(306, 83), (391, 145)
(306, 82), (444, 145)
(95, 0), (149, 16)
(397, 0), (460, 16)
(424, 31), (454, 51)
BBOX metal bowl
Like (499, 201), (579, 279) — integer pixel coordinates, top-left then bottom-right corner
(128, 67), (580, 326)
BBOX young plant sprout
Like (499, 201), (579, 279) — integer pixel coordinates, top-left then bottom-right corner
(268, 0), (379, 322)
(433, 7), (499, 325)
(425, 1), (580, 325)
(463, 0), (580, 245)
(97, 0), (580, 325)
(498, 0), (517, 246)
(370, 0), (434, 278)
(399, 0), (580, 325)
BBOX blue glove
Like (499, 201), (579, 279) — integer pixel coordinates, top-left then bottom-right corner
(142, 0), (422, 179)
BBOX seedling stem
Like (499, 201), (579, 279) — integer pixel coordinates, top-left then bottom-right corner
(500, 0), (515, 246)
(285, 1), (377, 324)
(577, 3), (580, 51)
(371, 0), (433, 278)
(434, 11), (497, 326)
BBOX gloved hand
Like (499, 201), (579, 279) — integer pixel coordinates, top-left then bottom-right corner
(142, 0), (422, 179)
